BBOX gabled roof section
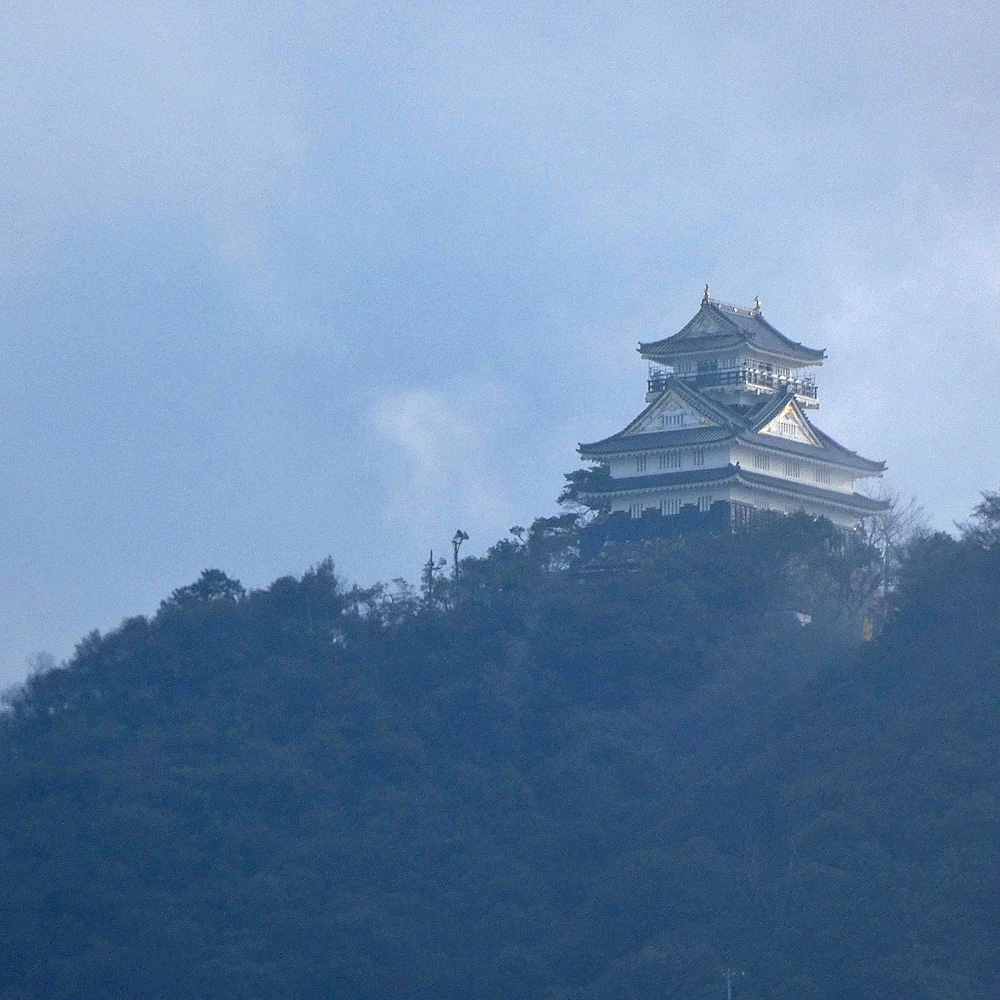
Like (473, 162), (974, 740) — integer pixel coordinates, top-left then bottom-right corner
(751, 393), (821, 446)
(578, 376), (887, 474)
(623, 389), (716, 437)
(579, 376), (742, 457)
(744, 390), (886, 473)
(639, 295), (826, 366)
(746, 389), (798, 429)
(623, 376), (744, 432)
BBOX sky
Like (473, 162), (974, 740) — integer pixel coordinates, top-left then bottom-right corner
(2, 0), (999, 686)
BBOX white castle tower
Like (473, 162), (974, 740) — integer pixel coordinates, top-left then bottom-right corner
(575, 289), (887, 529)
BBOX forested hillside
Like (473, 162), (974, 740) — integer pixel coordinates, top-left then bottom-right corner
(2, 503), (1000, 999)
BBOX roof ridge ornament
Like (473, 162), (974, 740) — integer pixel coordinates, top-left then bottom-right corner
(752, 295), (762, 315)
(702, 284), (710, 304)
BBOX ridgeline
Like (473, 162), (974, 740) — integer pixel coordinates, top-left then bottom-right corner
(2, 504), (1000, 999)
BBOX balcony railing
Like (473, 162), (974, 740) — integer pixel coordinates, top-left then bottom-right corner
(648, 366), (818, 399)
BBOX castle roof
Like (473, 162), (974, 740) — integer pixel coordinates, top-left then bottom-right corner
(576, 464), (889, 513)
(580, 426), (733, 455)
(578, 380), (885, 474)
(639, 294), (826, 366)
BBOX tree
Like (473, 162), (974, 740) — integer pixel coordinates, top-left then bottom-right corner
(420, 551), (448, 608)
(160, 569), (246, 610)
(25, 652), (57, 678)
(856, 489), (927, 592)
(558, 466), (612, 513)
(6, 492), (1000, 1000)
(958, 489), (1000, 549)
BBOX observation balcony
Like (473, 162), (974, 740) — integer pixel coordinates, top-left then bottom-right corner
(647, 365), (818, 405)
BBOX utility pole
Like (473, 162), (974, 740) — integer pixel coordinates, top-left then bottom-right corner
(422, 550), (442, 606)
(722, 968), (744, 1000)
(451, 530), (469, 579)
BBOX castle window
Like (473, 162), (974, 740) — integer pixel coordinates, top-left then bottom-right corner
(636, 455), (647, 473)
(661, 497), (681, 515)
(753, 451), (770, 472)
(783, 459), (802, 478)
(630, 503), (642, 519)
(698, 495), (712, 512)
(664, 412), (684, 426)
(692, 448), (705, 467)
(815, 466), (831, 485)
(659, 451), (681, 470)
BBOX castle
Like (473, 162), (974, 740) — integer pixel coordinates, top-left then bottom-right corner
(575, 289), (887, 529)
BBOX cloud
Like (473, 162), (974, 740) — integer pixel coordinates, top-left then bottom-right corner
(371, 384), (518, 544)
(0, 2), (314, 315)
(809, 175), (1000, 525)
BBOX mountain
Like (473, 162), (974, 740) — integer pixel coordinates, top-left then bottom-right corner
(1, 505), (998, 999)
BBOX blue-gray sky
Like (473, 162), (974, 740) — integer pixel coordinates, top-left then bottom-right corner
(3, 1), (999, 685)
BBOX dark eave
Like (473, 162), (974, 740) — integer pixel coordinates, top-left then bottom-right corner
(580, 425), (734, 457)
(580, 465), (739, 492)
(577, 464), (889, 513)
(737, 468), (888, 511)
(740, 430), (885, 473)
(579, 381), (886, 474)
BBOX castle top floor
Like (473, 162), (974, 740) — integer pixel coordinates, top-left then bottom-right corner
(639, 289), (826, 409)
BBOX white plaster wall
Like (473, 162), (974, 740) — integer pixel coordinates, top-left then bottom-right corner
(606, 444), (731, 480)
(607, 480), (866, 529)
(731, 443), (857, 494)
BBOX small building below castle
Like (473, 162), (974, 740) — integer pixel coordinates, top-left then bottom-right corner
(575, 290), (887, 529)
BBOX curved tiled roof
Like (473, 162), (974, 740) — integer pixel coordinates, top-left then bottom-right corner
(579, 465), (739, 492)
(739, 429), (885, 473)
(746, 389), (799, 428)
(578, 379), (886, 474)
(578, 376), (741, 454)
(577, 464), (889, 513)
(580, 425), (732, 455)
(744, 390), (886, 473)
(737, 468), (888, 510)
(639, 298), (825, 365)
